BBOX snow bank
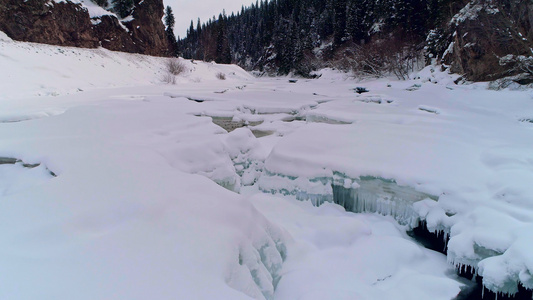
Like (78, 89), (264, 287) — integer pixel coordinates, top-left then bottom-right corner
(0, 39), (282, 300)
(0, 38), (252, 102)
(0, 31), (12, 42)
(0, 95), (288, 300)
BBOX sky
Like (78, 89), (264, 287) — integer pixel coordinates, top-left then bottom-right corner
(163, 0), (255, 38)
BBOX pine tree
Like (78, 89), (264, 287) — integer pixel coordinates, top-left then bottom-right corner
(178, 0), (442, 75)
(165, 6), (175, 31)
(215, 13), (231, 64)
(345, 0), (370, 43)
(165, 6), (178, 56)
(113, 0), (133, 18)
(333, 0), (347, 47)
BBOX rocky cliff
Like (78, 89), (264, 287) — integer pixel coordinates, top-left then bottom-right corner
(0, 0), (170, 56)
(443, 0), (533, 82)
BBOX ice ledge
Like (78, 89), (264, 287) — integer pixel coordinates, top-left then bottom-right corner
(477, 228), (533, 297)
(258, 171), (437, 229)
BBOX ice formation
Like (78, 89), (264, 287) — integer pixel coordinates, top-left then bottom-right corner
(477, 227), (533, 296)
(223, 127), (266, 186)
(259, 171), (437, 228)
(227, 228), (287, 300)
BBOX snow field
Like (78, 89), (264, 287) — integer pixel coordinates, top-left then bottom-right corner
(180, 66), (533, 296)
(1, 36), (533, 298)
(0, 94), (289, 299)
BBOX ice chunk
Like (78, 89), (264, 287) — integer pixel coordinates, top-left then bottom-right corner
(224, 128), (267, 186)
(447, 206), (527, 283)
(413, 198), (450, 234)
(478, 226), (533, 296)
(226, 223), (287, 300)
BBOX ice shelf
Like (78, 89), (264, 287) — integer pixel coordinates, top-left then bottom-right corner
(258, 172), (437, 228)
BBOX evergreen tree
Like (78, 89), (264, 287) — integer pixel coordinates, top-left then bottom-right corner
(317, 1), (334, 39)
(196, 18), (202, 37)
(345, 0), (365, 43)
(165, 6), (175, 30)
(164, 6), (178, 56)
(333, 0), (347, 47)
(215, 13), (231, 64)
(113, 0), (133, 18)
(178, 0), (441, 75)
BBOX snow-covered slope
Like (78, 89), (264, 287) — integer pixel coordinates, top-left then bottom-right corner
(0, 38), (251, 101)
(1, 36), (533, 299)
(0, 37), (251, 122)
(0, 37), (281, 300)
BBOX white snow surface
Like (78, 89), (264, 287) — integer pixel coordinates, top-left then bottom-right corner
(1, 37), (533, 298)
(0, 31), (12, 42)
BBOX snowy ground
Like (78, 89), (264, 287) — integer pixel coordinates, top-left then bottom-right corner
(1, 35), (533, 299)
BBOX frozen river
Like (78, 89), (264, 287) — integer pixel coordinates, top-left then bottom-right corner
(1, 37), (533, 299)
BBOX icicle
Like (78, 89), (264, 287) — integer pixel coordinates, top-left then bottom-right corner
(481, 285), (484, 299)
(263, 173), (438, 228)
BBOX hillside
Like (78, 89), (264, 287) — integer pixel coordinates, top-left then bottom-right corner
(179, 0), (533, 83)
(2, 0), (531, 84)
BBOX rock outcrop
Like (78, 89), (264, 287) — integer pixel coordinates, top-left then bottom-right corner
(0, 0), (170, 56)
(0, 0), (97, 47)
(443, 0), (533, 82)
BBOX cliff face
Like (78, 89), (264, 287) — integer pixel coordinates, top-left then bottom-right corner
(0, 0), (96, 47)
(443, 0), (533, 82)
(0, 0), (170, 56)
(126, 0), (168, 56)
